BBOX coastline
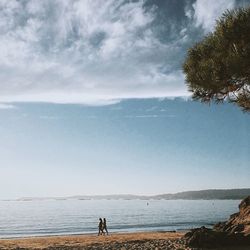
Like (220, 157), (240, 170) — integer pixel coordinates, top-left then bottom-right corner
(0, 228), (190, 240)
(0, 231), (249, 250)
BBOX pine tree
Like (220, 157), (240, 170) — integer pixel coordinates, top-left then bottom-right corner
(183, 7), (250, 112)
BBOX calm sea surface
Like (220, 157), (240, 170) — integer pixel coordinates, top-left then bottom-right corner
(0, 199), (240, 238)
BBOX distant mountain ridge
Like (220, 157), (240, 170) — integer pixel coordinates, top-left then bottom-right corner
(16, 188), (250, 201)
(153, 189), (250, 200)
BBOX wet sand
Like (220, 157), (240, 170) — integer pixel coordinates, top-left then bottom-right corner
(0, 231), (249, 250)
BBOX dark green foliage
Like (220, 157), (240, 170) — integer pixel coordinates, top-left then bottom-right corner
(183, 7), (250, 112)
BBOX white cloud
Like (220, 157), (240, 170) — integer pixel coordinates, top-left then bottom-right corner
(39, 115), (59, 120)
(0, 0), (190, 105)
(0, 103), (16, 109)
(192, 0), (236, 32)
(125, 114), (176, 118)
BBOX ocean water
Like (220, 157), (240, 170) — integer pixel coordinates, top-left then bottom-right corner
(0, 199), (240, 238)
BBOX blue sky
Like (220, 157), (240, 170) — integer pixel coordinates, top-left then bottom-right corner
(0, 0), (250, 198)
(0, 99), (249, 199)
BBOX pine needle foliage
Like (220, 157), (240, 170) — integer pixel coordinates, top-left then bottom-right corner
(183, 6), (250, 112)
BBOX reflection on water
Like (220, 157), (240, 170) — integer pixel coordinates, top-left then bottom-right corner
(0, 199), (240, 238)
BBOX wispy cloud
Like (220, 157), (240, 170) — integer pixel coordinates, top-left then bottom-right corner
(0, 103), (16, 109)
(190, 0), (236, 32)
(39, 115), (59, 120)
(125, 114), (176, 118)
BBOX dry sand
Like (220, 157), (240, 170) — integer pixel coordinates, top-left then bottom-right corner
(0, 231), (249, 250)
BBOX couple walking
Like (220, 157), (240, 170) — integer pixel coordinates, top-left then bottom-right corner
(98, 218), (108, 236)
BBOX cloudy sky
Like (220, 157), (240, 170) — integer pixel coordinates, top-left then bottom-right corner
(0, 0), (250, 199)
(0, 0), (249, 104)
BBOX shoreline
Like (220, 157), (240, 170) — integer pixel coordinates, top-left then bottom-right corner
(0, 229), (189, 240)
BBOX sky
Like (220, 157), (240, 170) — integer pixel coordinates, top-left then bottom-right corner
(0, 0), (250, 199)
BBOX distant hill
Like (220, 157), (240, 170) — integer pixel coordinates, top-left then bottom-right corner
(153, 189), (250, 200)
(16, 189), (250, 201)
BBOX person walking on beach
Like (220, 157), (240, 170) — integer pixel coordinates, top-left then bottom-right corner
(103, 218), (109, 235)
(98, 218), (104, 236)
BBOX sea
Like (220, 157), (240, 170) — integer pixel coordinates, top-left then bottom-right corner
(0, 199), (240, 238)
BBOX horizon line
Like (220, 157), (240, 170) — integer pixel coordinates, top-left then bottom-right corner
(3, 187), (250, 201)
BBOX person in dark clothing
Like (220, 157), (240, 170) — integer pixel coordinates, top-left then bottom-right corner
(103, 218), (108, 235)
(98, 218), (104, 236)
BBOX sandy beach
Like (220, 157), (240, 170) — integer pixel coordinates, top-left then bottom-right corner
(0, 231), (249, 250)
